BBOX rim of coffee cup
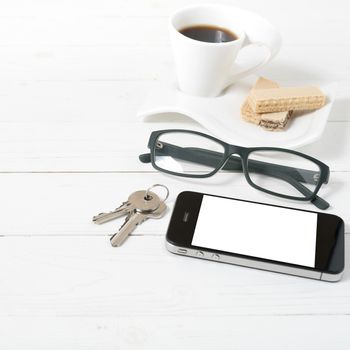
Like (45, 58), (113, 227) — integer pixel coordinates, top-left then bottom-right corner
(169, 4), (246, 47)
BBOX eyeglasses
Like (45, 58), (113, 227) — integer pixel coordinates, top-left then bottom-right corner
(139, 129), (330, 210)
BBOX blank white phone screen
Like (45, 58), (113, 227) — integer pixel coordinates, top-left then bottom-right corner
(191, 196), (318, 267)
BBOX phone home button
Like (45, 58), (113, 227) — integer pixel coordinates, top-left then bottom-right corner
(212, 254), (220, 261)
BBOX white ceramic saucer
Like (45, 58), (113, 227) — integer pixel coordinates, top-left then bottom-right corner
(137, 74), (336, 149)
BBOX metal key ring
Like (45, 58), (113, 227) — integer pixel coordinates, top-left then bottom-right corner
(144, 184), (169, 203)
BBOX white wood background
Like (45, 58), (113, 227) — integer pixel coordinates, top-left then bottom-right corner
(0, 0), (349, 348)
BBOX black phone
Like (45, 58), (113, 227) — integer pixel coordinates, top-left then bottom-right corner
(166, 191), (345, 281)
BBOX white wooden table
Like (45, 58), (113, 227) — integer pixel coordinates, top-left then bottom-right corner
(0, 0), (349, 348)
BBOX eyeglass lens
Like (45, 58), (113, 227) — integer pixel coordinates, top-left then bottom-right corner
(154, 132), (225, 175)
(247, 150), (321, 198)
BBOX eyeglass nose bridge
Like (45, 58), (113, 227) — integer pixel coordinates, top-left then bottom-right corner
(219, 145), (247, 173)
(227, 144), (246, 157)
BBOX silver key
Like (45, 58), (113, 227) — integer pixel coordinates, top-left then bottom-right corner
(93, 201), (133, 224)
(110, 201), (167, 247)
(93, 190), (160, 224)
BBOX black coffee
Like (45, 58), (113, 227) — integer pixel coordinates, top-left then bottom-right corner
(179, 25), (238, 43)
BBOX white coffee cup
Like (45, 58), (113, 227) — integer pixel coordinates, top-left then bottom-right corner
(169, 4), (281, 97)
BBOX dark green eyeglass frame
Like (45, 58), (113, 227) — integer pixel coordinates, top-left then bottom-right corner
(139, 129), (330, 210)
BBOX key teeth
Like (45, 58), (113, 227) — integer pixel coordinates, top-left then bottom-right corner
(92, 201), (135, 225)
(118, 211), (134, 230)
(92, 215), (104, 224)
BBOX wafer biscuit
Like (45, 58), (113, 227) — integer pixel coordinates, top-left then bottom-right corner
(260, 110), (293, 130)
(241, 77), (279, 125)
(241, 77), (291, 130)
(247, 86), (326, 113)
(251, 77), (280, 89)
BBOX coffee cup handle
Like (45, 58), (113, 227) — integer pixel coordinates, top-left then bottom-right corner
(225, 30), (281, 86)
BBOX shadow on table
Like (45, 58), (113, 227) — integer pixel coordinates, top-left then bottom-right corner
(301, 123), (348, 161)
(339, 234), (350, 281)
(328, 98), (350, 122)
(141, 112), (198, 124)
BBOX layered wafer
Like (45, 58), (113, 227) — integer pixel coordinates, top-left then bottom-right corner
(241, 77), (279, 125)
(241, 77), (292, 130)
(260, 110), (293, 130)
(247, 86), (326, 113)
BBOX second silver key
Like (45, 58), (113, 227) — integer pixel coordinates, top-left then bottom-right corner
(93, 201), (132, 224)
(110, 201), (167, 247)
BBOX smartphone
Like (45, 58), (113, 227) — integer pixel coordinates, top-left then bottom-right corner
(166, 191), (345, 281)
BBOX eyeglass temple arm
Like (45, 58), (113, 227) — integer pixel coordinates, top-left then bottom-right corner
(279, 173), (329, 210)
(252, 165), (329, 210)
(196, 148), (324, 185)
(139, 142), (324, 185)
